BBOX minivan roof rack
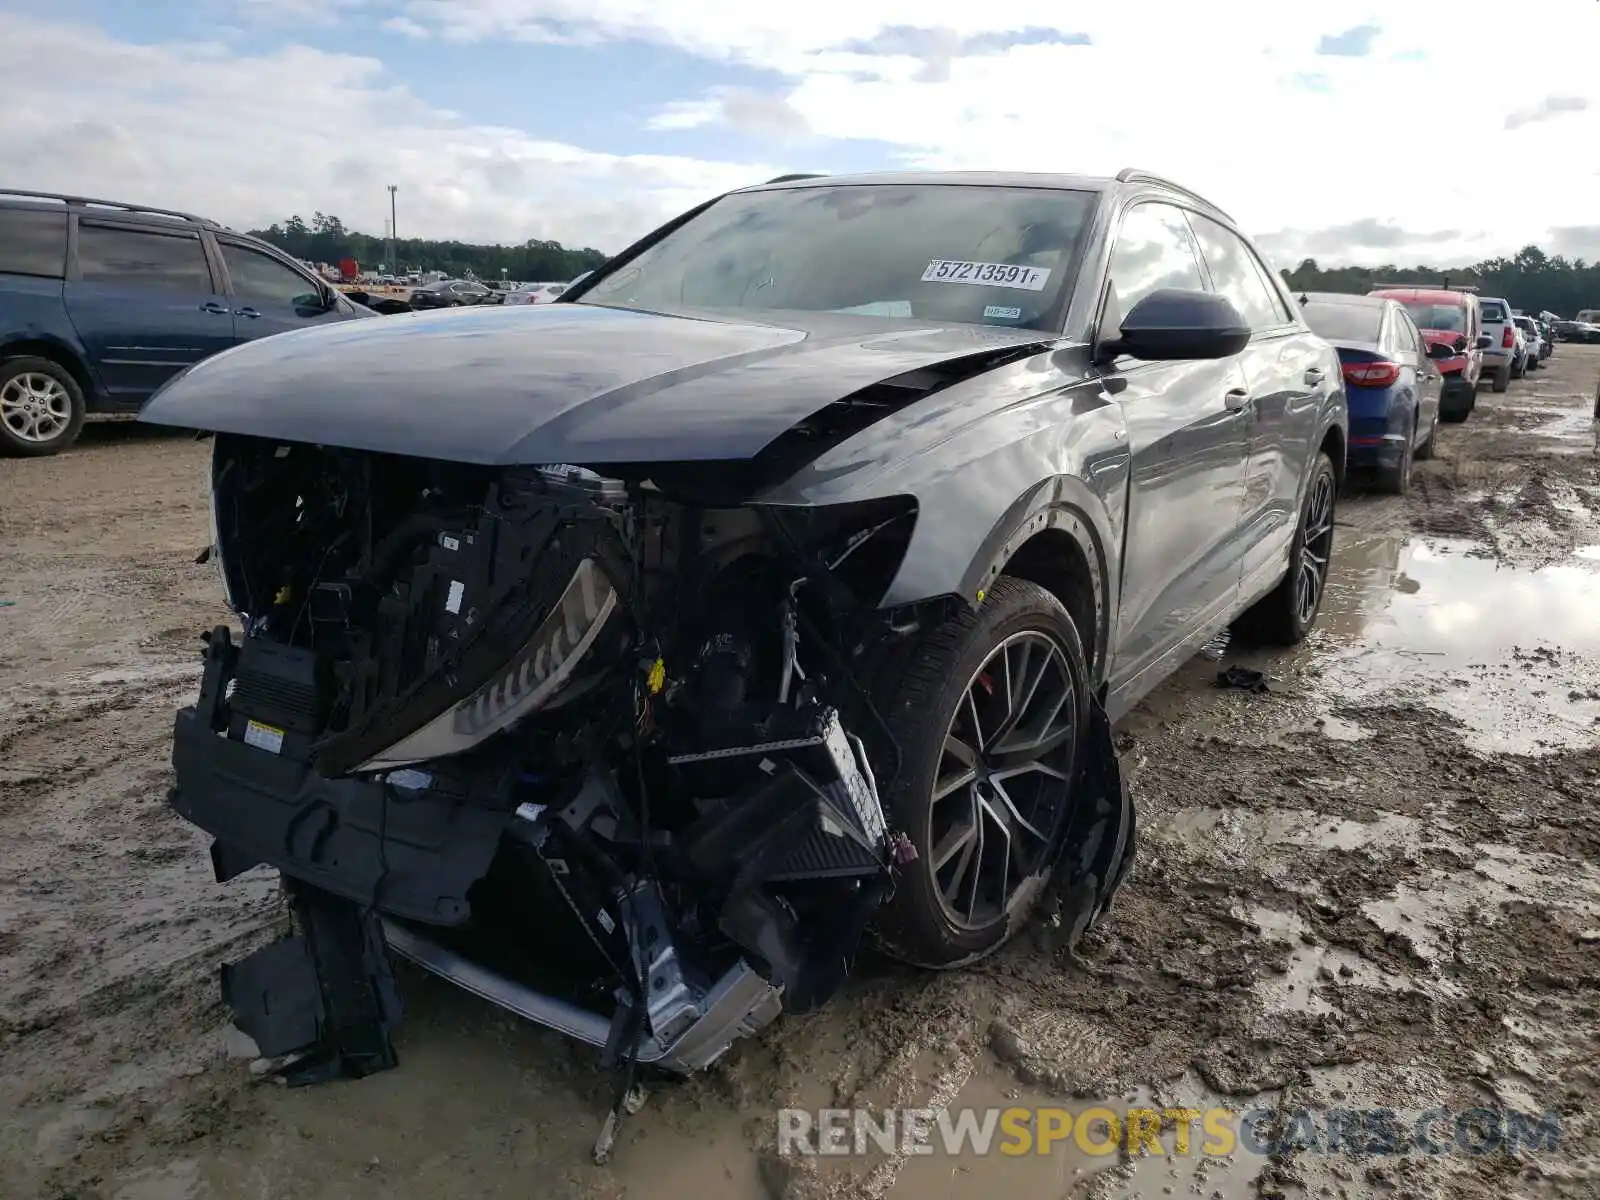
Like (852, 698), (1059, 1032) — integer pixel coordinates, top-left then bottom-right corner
(1371, 280), (1479, 293)
(0, 188), (216, 227)
(762, 173), (828, 184)
(1114, 168), (1231, 221)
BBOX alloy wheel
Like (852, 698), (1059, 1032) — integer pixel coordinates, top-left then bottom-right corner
(1, 373), (73, 444)
(928, 630), (1078, 929)
(1295, 472), (1336, 626)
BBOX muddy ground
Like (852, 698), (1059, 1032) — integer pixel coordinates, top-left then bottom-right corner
(2, 350), (1598, 1200)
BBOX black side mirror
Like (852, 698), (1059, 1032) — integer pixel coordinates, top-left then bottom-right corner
(1474, 333), (1492, 350)
(1426, 341), (1456, 359)
(1100, 289), (1250, 362)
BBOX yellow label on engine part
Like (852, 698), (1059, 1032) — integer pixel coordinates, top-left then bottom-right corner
(647, 658), (666, 694)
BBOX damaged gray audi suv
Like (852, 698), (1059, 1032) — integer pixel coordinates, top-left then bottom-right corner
(142, 168), (1345, 1148)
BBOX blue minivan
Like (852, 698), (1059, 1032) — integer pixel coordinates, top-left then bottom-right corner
(0, 189), (374, 457)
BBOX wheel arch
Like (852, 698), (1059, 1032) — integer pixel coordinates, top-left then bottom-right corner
(954, 482), (1112, 687)
(0, 337), (97, 406)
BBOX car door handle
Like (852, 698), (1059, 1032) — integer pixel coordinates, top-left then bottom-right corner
(1224, 388), (1252, 412)
(1303, 367), (1325, 385)
(234, 307), (261, 319)
(199, 301), (229, 315)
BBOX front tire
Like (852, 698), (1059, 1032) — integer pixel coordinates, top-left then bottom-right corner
(0, 357), (86, 457)
(1235, 451), (1337, 645)
(870, 577), (1090, 969)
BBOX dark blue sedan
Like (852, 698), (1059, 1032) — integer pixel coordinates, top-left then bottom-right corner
(1298, 291), (1446, 494)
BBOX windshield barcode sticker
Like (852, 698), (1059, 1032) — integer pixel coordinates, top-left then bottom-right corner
(922, 260), (1050, 290)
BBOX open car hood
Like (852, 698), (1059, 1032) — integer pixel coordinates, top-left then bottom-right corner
(138, 303), (1053, 465)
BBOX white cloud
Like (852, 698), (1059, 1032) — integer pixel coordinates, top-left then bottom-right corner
(5, 2), (1600, 263)
(386, 0), (1600, 264)
(0, 14), (777, 250)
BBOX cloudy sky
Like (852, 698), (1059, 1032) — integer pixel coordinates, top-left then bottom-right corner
(4, 0), (1599, 267)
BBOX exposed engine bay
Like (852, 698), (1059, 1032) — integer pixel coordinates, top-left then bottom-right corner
(170, 432), (1131, 1161)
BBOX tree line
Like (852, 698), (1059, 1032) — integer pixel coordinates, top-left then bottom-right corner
(1280, 245), (1600, 317)
(247, 212), (609, 281)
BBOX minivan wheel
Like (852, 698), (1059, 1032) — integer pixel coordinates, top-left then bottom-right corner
(0, 358), (86, 457)
(1235, 452), (1337, 646)
(869, 576), (1090, 969)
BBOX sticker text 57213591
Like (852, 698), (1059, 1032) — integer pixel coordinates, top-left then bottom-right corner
(921, 260), (1050, 291)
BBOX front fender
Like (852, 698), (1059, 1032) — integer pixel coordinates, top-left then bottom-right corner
(762, 354), (1130, 671)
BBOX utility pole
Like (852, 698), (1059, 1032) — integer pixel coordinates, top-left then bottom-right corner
(387, 184), (398, 273)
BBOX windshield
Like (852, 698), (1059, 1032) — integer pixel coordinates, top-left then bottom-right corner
(1401, 302), (1465, 332)
(578, 184), (1098, 332)
(1302, 301), (1383, 342)
(1514, 317), (1535, 332)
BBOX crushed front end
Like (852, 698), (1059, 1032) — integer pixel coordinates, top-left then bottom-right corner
(171, 434), (920, 1127)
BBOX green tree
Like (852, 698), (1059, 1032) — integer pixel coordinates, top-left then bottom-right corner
(248, 213), (607, 281)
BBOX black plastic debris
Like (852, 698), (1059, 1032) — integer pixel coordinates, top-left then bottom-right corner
(221, 881), (403, 1085)
(1052, 694), (1137, 946)
(1214, 666), (1270, 694)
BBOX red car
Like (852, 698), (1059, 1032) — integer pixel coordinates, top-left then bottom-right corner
(1367, 285), (1490, 422)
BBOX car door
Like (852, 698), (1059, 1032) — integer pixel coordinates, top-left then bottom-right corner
(1185, 212), (1327, 595)
(1101, 201), (1250, 698)
(1392, 307), (1439, 439)
(215, 238), (344, 344)
(63, 220), (234, 405)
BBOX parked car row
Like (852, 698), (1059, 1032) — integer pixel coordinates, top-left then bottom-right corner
(1293, 281), (1558, 496)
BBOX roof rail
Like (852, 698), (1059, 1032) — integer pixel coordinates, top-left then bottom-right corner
(0, 188), (215, 226)
(1371, 280), (1479, 294)
(763, 173), (828, 184)
(1114, 168), (1231, 221)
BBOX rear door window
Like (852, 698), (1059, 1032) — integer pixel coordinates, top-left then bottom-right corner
(0, 208), (68, 278)
(76, 224), (214, 292)
(1187, 213), (1291, 330)
(1480, 301), (1507, 322)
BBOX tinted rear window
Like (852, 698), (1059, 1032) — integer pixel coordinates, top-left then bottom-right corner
(1480, 301), (1507, 322)
(76, 224), (212, 292)
(0, 208), (68, 278)
(1400, 302), (1466, 332)
(1302, 301), (1383, 342)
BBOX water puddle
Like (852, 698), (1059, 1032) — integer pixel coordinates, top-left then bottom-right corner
(1362, 846), (1600, 965)
(1306, 535), (1600, 752)
(1162, 806), (1438, 858)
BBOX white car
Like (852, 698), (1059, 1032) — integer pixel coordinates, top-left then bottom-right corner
(1512, 315), (1543, 371)
(503, 281), (570, 306)
(1477, 296), (1520, 389)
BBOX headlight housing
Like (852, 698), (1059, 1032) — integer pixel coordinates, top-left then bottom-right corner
(355, 558), (621, 772)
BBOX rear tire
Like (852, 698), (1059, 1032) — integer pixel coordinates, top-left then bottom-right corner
(869, 577), (1091, 969)
(1234, 452), (1337, 646)
(0, 357), (86, 458)
(1492, 364), (1511, 393)
(1415, 411), (1437, 459)
(1511, 357), (1524, 380)
(1377, 419), (1415, 494)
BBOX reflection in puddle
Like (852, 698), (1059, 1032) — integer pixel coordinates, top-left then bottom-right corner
(1306, 536), (1600, 752)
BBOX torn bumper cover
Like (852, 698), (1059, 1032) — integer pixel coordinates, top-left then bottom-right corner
(174, 626), (1134, 1088)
